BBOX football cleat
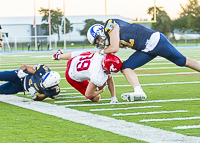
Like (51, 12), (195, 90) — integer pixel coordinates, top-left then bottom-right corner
(52, 49), (63, 60)
(121, 92), (147, 102)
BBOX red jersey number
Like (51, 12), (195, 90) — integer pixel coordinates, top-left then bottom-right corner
(76, 54), (94, 71)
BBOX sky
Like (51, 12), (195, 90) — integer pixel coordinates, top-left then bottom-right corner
(0, 0), (189, 20)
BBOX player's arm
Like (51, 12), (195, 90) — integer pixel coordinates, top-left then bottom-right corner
(18, 65), (36, 74)
(17, 65), (36, 78)
(59, 53), (71, 60)
(103, 24), (120, 54)
(85, 82), (103, 102)
(106, 76), (116, 97)
(33, 94), (48, 101)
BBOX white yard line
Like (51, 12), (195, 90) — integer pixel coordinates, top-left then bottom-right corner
(173, 125), (200, 129)
(0, 95), (200, 143)
(62, 98), (200, 107)
(55, 98), (110, 103)
(139, 116), (200, 123)
(60, 81), (200, 90)
(90, 106), (162, 111)
(112, 110), (188, 116)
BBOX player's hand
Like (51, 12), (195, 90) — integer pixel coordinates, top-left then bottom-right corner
(28, 87), (37, 99)
(52, 49), (63, 60)
(17, 69), (28, 78)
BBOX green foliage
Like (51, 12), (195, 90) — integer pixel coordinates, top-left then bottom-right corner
(79, 19), (104, 37)
(38, 7), (73, 40)
(173, 0), (200, 33)
(147, 7), (173, 36)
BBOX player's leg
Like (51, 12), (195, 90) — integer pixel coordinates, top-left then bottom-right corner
(121, 51), (156, 101)
(185, 57), (200, 72)
(65, 67), (100, 102)
(151, 33), (200, 72)
(0, 81), (23, 94)
(0, 70), (19, 82)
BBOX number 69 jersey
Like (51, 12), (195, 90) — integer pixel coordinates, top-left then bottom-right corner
(68, 52), (108, 87)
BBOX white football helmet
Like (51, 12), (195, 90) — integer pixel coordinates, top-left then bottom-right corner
(42, 71), (61, 88)
(87, 24), (106, 45)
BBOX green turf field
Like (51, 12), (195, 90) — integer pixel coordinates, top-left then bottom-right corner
(0, 47), (200, 142)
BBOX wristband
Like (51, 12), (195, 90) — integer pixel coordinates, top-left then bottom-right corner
(100, 49), (105, 55)
(0, 39), (2, 41)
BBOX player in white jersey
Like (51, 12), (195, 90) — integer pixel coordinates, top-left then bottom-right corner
(52, 49), (122, 103)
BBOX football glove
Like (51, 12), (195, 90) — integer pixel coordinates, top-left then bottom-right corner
(110, 97), (118, 103)
(17, 69), (28, 78)
(52, 49), (63, 60)
(28, 87), (37, 99)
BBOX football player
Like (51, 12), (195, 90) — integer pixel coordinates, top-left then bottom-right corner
(87, 19), (200, 102)
(0, 64), (61, 101)
(52, 49), (122, 103)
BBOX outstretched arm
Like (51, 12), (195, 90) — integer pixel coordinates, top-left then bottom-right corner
(101, 24), (120, 54)
(85, 82), (103, 102)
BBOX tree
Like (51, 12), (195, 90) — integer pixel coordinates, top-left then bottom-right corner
(174, 0), (200, 33)
(38, 7), (73, 40)
(80, 19), (104, 37)
(147, 7), (173, 36)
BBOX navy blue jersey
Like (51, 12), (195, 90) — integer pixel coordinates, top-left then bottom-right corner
(24, 64), (60, 99)
(104, 19), (155, 51)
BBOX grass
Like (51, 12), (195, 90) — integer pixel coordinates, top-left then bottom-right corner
(0, 47), (200, 142)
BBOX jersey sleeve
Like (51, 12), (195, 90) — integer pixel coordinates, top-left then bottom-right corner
(104, 19), (117, 37)
(35, 64), (50, 73)
(44, 85), (60, 99)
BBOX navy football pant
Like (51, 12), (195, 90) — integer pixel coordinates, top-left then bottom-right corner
(0, 70), (24, 94)
(122, 33), (186, 70)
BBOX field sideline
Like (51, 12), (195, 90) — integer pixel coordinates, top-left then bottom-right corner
(0, 47), (200, 142)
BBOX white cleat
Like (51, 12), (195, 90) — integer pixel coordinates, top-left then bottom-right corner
(121, 92), (147, 102)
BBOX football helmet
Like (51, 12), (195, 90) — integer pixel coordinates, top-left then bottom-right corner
(101, 54), (122, 75)
(87, 24), (106, 45)
(42, 71), (61, 88)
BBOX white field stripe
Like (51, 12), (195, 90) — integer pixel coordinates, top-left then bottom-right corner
(62, 98), (200, 107)
(90, 105), (162, 111)
(60, 81), (200, 90)
(173, 125), (200, 129)
(55, 96), (84, 99)
(115, 81), (200, 87)
(59, 93), (81, 95)
(0, 95), (200, 143)
(55, 98), (110, 103)
(113, 72), (199, 77)
(140, 116), (200, 123)
(112, 110), (188, 116)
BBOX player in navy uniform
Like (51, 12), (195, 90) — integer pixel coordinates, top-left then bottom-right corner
(0, 25), (3, 47)
(87, 19), (200, 102)
(0, 64), (61, 101)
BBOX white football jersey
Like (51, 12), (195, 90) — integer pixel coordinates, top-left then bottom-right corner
(68, 52), (108, 87)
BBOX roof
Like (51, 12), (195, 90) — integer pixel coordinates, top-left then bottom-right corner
(0, 15), (133, 25)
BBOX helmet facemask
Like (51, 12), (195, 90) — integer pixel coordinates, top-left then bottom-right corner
(87, 24), (107, 49)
